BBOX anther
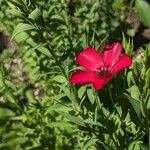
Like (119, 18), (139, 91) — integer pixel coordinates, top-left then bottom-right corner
(96, 66), (109, 77)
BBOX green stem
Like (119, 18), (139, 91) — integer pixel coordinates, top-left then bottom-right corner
(46, 44), (68, 79)
(46, 44), (80, 108)
(39, 30), (80, 109)
(108, 85), (114, 104)
(39, 30), (68, 79)
(148, 127), (150, 149)
(93, 87), (102, 110)
(70, 85), (80, 110)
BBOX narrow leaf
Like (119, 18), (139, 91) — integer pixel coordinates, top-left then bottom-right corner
(0, 108), (15, 119)
(82, 138), (98, 150)
(29, 8), (42, 21)
(124, 93), (141, 118)
(58, 111), (86, 127)
(11, 23), (36, 40)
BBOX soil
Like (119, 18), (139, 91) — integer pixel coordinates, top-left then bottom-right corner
(0, 32), (17, 52)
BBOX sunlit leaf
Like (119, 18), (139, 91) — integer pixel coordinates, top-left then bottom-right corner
(136, 0), (150, 27)
(29, 8), (42, 21)
(52, 75), (67, 84)
(58, 111), (86, 127)
(82, 138), (98, 150)
(0, 108), (15, 119)
(11, 23), (36, 40)
(87, 89), (95, 105)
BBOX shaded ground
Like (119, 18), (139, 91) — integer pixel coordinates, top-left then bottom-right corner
(126, 9), (150, 49)
(0, 32), (17, 52)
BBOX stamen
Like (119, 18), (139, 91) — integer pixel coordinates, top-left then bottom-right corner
(96, 66), (109, 77)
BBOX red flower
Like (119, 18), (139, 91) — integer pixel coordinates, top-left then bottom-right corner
(70, 42), (132, 91)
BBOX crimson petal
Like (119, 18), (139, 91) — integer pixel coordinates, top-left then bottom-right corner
(70, 71), (95, 85)
(93, 74), (113, 91)
(93, 77), (106, 91)
(102, 42), (122, 67)
(76, 48), (104, 71)
(111, 54), (132, 75)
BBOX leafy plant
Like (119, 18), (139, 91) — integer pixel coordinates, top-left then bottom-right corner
(0, 0), (149, 150)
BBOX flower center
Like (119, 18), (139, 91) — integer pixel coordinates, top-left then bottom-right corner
(96, 66), (109, 77)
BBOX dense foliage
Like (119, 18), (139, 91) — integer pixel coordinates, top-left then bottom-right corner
(0, 0), (150, 150)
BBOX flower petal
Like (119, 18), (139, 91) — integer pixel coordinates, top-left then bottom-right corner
(70, 71), (95, 85)
(92, 77), (106, 91)
(93, 74), (113, 91)
(111, 54), (132, 75)
(102, 42), (122, 67)
(76, 48), (104, 71)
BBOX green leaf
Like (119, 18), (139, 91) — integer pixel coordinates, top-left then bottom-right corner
(7, 9), (24, 17)
(69, 85), (80, 107)
(50, 93), (66, 102)
(36, 46), (51, 57)
(78, 86), (86, 99)
(28, 42), (52, 57)
(51, 14), (65, 22)
(124, 93), (141, 118)
(25, 89), (36, 103)
(87, 89), (95, 105)
(44, 103), (68, 115)
(127, 85), (140, 100)
(84, 118), (102, 127)
(122, 32), (127, 50)
(0, 108), (15, 119)
(7, 0), (24, 9)
(82, 138), (98, 150)
(140, 99), (149, 119)
(97, 35), (108, 53)
(11, 23), (36, 40)
(4, 91), (16, 104)
(145, 68), (150, 89)
(81, 33), (88, 48)
(14, 32), (29, 43)
(0, 69), (6, 92)
(52, 75), (67, 84)
(58, 111), (86, 127)
(122, 33), (133, 55)
(59, 85), (71, 100)
(128, 140), (142, 150)
(5, 80), (17, 91)
(29, 8), (42, 21)
(136, 0), (150, 27)
(48, 121), (72, 128)
(140, 144), (149, 150)
(112, 0), (125, 9)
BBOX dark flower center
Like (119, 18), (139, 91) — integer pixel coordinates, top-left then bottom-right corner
(96, 66), (109, 77)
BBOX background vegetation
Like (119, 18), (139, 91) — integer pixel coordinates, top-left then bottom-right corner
(0, 0), (150, 149)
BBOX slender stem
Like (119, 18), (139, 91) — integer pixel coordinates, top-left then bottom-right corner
(40, 31), (68, 79)
(70, 84), (80, 110)
(148, 127), (150, 149)
(38, 30), (80, 109)
(46, 44), (80, 108)
(94, 106), (98, 123)
(93, 87), (102, 110)
(108, 85), (114, 104)
(46, 44), (68, 79)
